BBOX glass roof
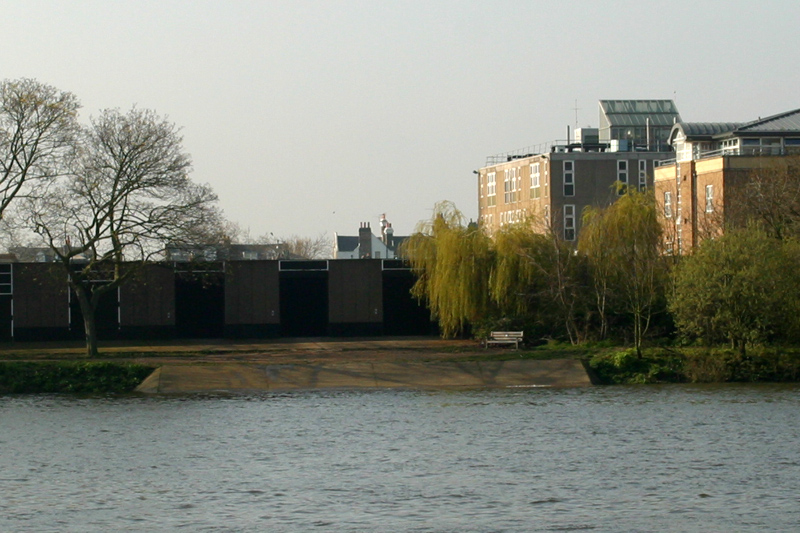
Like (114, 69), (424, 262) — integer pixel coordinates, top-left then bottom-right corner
(599, 100), (681, 127)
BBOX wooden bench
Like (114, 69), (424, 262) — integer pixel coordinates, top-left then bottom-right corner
(485, 331), (524, 350)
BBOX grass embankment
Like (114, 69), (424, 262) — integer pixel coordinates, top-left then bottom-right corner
(0, 361), (155, 394)
(584, 345), (800, 384)
(455, 342), (800, 385)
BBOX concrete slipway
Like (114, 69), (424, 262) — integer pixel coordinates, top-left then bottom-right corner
(135, 359), (592, 394)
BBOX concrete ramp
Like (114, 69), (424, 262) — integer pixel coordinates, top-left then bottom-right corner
(136, 359), (591, 393)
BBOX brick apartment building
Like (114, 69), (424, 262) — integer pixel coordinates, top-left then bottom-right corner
(477, 100), (680, 240)
(654, 108), (800, 254)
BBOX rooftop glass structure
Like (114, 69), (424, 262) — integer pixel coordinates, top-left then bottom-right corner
(599, 100), (681, 148)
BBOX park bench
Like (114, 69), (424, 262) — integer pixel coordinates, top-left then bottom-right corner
(485, 331), (524, 350)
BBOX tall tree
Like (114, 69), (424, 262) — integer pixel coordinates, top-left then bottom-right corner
(0, 78), (79, 217)
(27, 108), (219, 357)
(402, 202), (493, 337)
(492, 223), (588, 344)
(580, 191), (667, 356)
(670, 226), (800, 356)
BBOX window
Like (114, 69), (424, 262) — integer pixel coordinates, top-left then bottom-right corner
(563, 204), (576, 241)
(487, 172), (496, 206)
(504, 168), (519, 204)
(530, 163), (540, 199)
(722, 138), (739, 154)
(638, 160), (647, 191)
(705, 185), (713, 213)
(563, 161), (574, 197)
(0, 264), (11, 295)
(664, 191), (672, 218)
(617, 160), (628, 195)
(544, 205), (551, 227)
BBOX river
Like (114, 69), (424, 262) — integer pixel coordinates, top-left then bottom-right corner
(1, 384), (798, 532)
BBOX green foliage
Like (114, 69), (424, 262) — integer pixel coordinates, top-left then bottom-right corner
(402, 201), (494, 337)
(579, 190), (668, 355)
(682, 347), (800, 383)
(491, 224), (589, 344)
(588, 348), (684, 384)
(0, 362), (155, 394)
(589, 345), (800, 384)
(670, 226), (800, 355)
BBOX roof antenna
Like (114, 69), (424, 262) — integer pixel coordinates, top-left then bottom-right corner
(572, 99), (580, 129)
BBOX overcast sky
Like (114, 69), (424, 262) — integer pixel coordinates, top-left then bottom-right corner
(3, 0), (799, 241)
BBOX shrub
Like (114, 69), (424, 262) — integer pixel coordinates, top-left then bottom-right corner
(0, 362), (155, 394)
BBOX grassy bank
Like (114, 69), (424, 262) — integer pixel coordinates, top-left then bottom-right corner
(453, 341), (800, 385)
(0, 361), (155, 394)
(586, 346), (800, 385)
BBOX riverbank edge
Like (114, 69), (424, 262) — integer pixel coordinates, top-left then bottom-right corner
(0, 361), (156, 394)
(3, 339), (800, 393)
(134, 359), (592, 393)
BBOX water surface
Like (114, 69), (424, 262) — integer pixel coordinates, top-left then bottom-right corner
(2, 384), (798, 531)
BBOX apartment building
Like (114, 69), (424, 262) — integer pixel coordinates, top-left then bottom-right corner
(477, 100), (679, 240)
(654, 108), (800, 253)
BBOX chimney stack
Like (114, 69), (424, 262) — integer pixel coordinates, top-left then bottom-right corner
(358, 222), (372, 258)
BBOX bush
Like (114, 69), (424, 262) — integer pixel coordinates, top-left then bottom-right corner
(588, 348), (685, 384)
(0, 362), (155, 394)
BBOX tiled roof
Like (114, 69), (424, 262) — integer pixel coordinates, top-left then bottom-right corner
(335, 236), (359, 252)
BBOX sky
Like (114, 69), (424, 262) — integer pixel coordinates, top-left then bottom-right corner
(3, 0), (800, 242)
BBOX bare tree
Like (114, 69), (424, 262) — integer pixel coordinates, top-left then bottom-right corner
(0, 78), (79, 217)
(27, 107), (218, 357)
(280, 233), (331, 259)
(726, 157), (800, 240)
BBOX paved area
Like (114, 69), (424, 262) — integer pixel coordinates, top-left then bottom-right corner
(136, 359), (592, 393)
(0, 337), (478, 364)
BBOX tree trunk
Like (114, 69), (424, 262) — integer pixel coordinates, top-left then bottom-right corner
(73, 286), (99, 358)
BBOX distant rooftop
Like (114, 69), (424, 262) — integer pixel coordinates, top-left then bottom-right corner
(670, 108), (800, 143)
(483, 99), (681, 166)
(599, 99), (681, 128)
(738, 108), (800, 133)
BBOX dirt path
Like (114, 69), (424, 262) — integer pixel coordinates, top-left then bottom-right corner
(0, 337), (487, 366)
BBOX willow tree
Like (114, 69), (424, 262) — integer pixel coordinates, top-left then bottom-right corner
(402, 201), (492, 337)
(492, 222), (587, 344)
(27, 107), (219, 357)
(580, 190), (667, 356)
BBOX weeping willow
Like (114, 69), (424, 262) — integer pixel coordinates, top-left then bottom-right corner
(493, 221), (587, 344)
(402, 201), (493, 337)
(579, 190), (666, 356)
(490, 223), (543, 316)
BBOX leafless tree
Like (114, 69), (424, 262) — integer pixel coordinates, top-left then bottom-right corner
(280, 233), (331, 259)
(0, 78), (79, 217)
(726, 157), (800, 240)
(27, 107), (219, 357)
